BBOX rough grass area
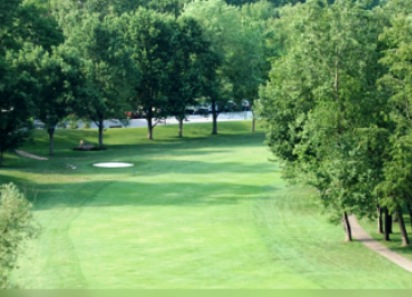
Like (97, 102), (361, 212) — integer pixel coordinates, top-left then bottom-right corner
(1, 121), (412, 288)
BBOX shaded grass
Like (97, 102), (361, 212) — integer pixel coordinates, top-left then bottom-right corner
(1, 121), (412, 288)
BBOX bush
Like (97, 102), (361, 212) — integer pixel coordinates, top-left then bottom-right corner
(83, 119), (92, 129)
(57, 120), (67, 129)
(0, 183), (38, 288)
(67, 115), (79, 129)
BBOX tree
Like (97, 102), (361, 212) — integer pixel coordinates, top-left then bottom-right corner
(235, 1), (277, 132)
(183, 0), (276, 134)
(0, 183), (38, 288)
(183, 0), (241, 135)
(374, 0), (412, 246)
(120, 8), (174, 140)
(33, 45), (85, 155)
(164, 17), (217, 138)
(0, 0), (65, 165)
(258, 0), (386, 241)
(64, 13), (130, 148)
(0, 45), (38, 167)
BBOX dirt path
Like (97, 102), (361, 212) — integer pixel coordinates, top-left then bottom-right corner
(349, 214), (412, 274)
(15, 149), (48, 160)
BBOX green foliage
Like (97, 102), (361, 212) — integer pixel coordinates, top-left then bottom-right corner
(27, 44), (86, 154)
(258, 0), (387, 224)
(0, 183), (38, 288)
(374, 0), (412, 213)
(164, 17), (217, 127)
(63, 12), (131, 146)
(183, 0), (240, 109)
(83, 118), (92, 129)
(0, 0), (67, 162)
(0, 44), (39, 166)
(119, 8), (176, 138)
(67, 114), (79, 129)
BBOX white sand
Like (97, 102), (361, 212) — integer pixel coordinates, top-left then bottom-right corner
(93, 162), (134, 168)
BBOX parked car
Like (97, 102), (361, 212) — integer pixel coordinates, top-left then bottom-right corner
(241, 99), (250, 111)
(223, 101), (238, 112)
(185, 108), (195, 115)
(125, 110), (145, 119)
(193, 108), (210, 115)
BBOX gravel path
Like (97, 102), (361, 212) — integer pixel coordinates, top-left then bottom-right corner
(15, 149), (48, 160)
(349, 214), (412, 274)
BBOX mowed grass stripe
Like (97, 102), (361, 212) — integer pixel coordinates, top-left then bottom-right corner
(1, 121), (411, 288)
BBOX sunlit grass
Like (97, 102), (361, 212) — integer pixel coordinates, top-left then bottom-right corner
(1, 121), (412, 288)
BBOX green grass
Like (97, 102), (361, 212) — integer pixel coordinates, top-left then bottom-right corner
(1, 121), (412, 288)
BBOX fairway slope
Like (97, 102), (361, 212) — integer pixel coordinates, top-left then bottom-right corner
(2, 122), (412, 288)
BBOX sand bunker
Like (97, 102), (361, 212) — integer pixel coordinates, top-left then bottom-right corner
(93, 162), (134, 168)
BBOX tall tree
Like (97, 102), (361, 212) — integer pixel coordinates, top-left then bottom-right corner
(33, 45), (85, 155)
(0, 46), (38, 166)
(258, 0), (386, 241)
(0, 0), (65, 165)
(64, 13), (130, 148)
(236, 1), (277, 132)
(374, 0), (412, 246)
(120, 8), (174, 140)
(183, 0), (240, 135)
(165, 17), (218, 138)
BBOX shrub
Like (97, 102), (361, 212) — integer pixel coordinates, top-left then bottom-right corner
(67, 115), (79, 129)
(83, 119), (91, 129)
(0, 183), (38, 288)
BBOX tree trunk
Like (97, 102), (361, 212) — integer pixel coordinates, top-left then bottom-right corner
(377, 204), (383, 234)
(98, 119), (104, 148)
(342, 212), (352, 242)
(48, 128), (55, 156)
(397, 206), (410, 246)
(384, 207), (391, 241)
(407, 204), (412, 228)
(211, 101), (218, 135)
(388, 213), (393, 233)
(251, 110), (255, 132)
(147, 108), (153, 140)
(178, 118), (183, 138)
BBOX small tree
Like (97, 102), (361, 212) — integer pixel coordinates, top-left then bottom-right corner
(0, 183), (38, 288)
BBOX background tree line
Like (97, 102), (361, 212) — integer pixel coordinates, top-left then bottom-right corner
(1, 0), (281, 161)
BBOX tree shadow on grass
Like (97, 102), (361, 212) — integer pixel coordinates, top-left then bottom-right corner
(4, 157), (279, 178)
(22, 180), (277, 211)
(7, 131), (266, 166)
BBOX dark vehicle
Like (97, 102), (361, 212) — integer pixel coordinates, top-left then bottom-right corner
(241, 100), (250, 111)
(223, 101), (238, 112)
(185, 109), (195, 115)
(193, 108), (210, 115)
